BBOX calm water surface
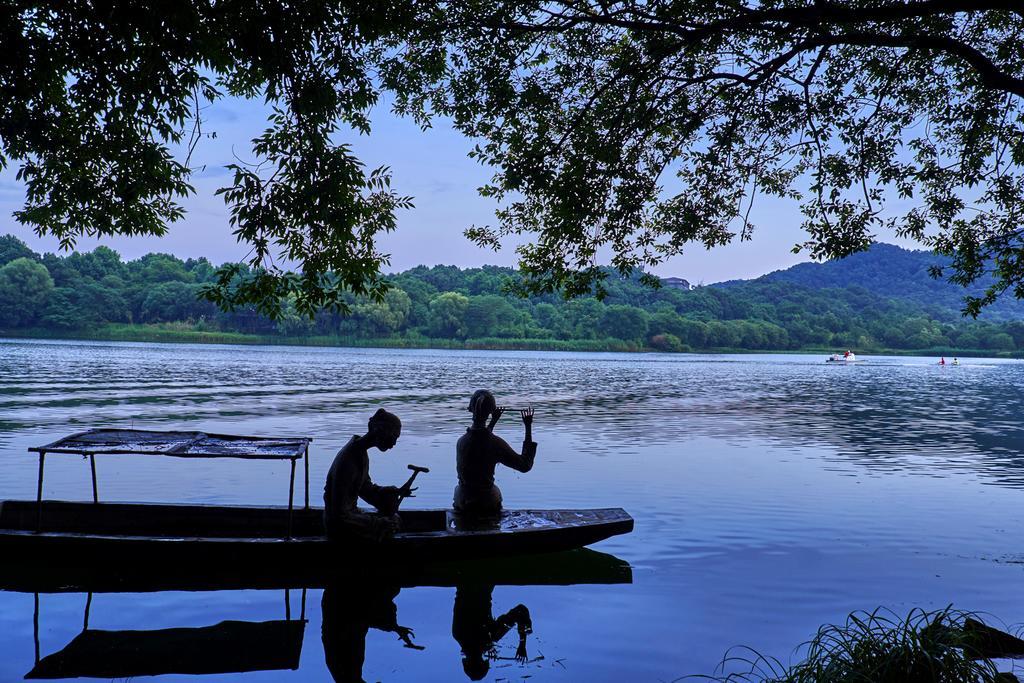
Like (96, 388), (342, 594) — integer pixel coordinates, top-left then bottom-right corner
(2, 339), (1024, 681)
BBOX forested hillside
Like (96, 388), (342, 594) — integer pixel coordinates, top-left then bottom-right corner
(720, 243), (1024, 320)
(1, 235), (1022, 354)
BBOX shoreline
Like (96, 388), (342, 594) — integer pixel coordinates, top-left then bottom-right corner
(0, 325), (1017, 359)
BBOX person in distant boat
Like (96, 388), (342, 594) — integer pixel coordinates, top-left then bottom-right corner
(953, 357), (960, 366)
(324, 408), (414, 542)
(454, 390), (537, 518)
(940, 357), (946, 366)
(844, 349), (851, 358)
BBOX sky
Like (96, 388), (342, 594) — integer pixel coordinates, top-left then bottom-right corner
(0, 95), (922, 285)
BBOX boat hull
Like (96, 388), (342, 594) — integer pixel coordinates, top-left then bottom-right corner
(0, 500), (633, 581)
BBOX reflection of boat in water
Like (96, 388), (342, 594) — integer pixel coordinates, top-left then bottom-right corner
(14, 549), (630, 681)
(0, 545), (632, 594)
(26, 589), (306, 679)
(2, 429), (634, 578)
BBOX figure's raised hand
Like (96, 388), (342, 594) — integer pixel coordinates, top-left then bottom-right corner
(488, 405), (506, 432)
(520, 406), (535, 426)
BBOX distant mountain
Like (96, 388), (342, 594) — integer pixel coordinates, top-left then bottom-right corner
(716, 243), (1024, 321)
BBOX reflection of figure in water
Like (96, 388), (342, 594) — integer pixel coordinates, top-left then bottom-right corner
(452, 585), (533, 680)
(454, 390), (537, 517)
(321, 583), (424, 683)
(324, 409), (415, 541)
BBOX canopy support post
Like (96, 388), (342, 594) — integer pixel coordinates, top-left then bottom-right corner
(33, 592), (40, 665)
(287, 459), (296, 539)
(303, 444), (309, 510)
(89, 455), (98, 503)
(285, 588), (291, 621)
(83, 592), (92, 631)
(301, 587), (307, 621)
(36, 452), (45, 533)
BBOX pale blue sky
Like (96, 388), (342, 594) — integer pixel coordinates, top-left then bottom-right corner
(0, 95), (921, 284)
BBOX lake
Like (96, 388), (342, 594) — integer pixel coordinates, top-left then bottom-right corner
(2, 339), (1024, 681)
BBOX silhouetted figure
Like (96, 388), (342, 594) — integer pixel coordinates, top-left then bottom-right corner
(324, 409), (415, 542)
(452, 584), (532, 680)
(454, 390), (537, 517)
(321, 583), (423, 683)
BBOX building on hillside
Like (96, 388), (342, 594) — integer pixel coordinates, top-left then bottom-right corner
(660, 276), (691, 290)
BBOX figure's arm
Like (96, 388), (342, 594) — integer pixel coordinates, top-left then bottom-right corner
(359, 476), (401, 515)
(495, 407), (537, 472)
(367, 598), (425, 650)
(493, 433), (536, 473)
(493, 604), (531, 639)
(493, 604), (532, 662)
(487, 406), (506, 433)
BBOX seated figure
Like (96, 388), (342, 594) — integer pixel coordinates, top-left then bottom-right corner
(453, 390), (537, 518)
(324, 408), (413, 542)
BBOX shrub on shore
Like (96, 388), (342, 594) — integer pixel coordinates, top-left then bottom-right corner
(698, 607), (1018, 683)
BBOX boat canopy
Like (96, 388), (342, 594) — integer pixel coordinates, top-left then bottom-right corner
(30, 429), (310, 460)
(27, 429), (313, 534)
(26, 589), (306, 679)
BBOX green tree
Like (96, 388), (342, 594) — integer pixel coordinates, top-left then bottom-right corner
(650, 333), (686, 353)
(0, 235), (36, 266)
(599, 305), (650, 341)
(706, 321), (741, 348)
(0, 257), (53, 326)
(532, 302), (567, 338)
(276, 296), (316, 336)
(353, 289), (412, 335)
(563, 298), (605, 339)
(464, 296), (499, 338)
(983, 331), (1015, 351)
(429, 292), (469, 338)
(40, 288), (87, 329)
(141, 282), (203, 323)
(65, 246), (124, 281)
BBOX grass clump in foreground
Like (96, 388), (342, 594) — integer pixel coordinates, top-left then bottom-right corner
(697, 607), (1020, 683)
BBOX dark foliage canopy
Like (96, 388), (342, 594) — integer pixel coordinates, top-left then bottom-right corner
(2, 1), (1023, 315)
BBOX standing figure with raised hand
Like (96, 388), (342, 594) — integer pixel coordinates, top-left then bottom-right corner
(454, 389), (537, 518)
(323, 408), (415, 542)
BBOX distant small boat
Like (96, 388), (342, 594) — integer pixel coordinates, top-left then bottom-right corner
(826, 352), (865, 364)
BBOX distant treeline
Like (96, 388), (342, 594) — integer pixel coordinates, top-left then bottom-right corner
(1, 234), (1023, 354)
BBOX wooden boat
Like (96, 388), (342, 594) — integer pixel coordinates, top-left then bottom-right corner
(5, 429), (634, 575)
(0, 499), (634, 567)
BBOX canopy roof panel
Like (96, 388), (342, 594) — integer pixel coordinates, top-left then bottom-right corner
(30, 429), (310, 460)
(26, 619), (306, 678)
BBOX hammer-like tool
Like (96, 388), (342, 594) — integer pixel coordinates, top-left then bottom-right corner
(399, 464), (429, 499)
